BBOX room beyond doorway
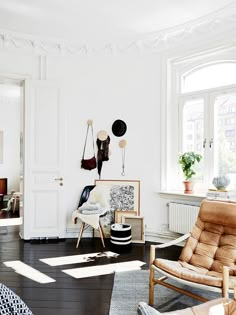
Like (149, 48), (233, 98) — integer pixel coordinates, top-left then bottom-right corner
(0, 81), (23, 229)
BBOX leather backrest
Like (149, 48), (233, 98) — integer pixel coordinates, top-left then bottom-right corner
(179, 199), (236, 274)
(199, 199), (236, 227)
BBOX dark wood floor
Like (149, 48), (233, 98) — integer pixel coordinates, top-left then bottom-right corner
(0, 227), (182, 315)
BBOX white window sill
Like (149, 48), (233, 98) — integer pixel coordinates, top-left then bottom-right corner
(158, 191), (206, 202)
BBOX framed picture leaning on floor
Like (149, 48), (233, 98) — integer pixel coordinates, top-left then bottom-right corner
(121, 215), (145, 243)
(93, 179), (140, 238)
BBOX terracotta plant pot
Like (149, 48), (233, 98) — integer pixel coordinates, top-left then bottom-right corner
(183, 181), (194, 194)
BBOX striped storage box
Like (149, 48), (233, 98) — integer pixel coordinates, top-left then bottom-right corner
(110, 223), (132, 248)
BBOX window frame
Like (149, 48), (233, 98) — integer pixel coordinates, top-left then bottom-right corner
(179, 85), (236, 189)
(160, 46), (236, 193)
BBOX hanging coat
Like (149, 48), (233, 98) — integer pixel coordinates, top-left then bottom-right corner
(96, 136), (110, 178)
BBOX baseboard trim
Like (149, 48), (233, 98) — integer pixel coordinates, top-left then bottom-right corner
(66, 225), (183, 245)
(145, 228), (184, 245)
(66, 224), (93, 239)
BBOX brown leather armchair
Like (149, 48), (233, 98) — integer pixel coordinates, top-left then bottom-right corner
(149, 199), (236, 306)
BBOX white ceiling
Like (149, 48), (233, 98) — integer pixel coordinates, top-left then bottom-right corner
(0, 0), (234, 45)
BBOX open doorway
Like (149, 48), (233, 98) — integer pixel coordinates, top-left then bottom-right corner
(0, 80), (23, 237)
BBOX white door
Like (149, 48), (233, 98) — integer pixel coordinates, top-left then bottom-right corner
(21, 80), (66, 240)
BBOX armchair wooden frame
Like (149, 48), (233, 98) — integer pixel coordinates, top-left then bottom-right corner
(149, 233), (234, 306)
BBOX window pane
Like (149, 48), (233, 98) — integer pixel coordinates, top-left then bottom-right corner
(214, 93), (236, 187)
(183, 98), (204, 180)
(182, 63), (236, 93)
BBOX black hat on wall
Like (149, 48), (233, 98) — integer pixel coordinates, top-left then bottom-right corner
(112, 119), (127, 137)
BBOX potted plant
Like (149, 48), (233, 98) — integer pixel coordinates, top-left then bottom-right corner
(178, 151), (202, 194)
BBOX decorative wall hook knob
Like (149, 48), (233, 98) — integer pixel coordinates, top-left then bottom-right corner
(54, 177), (63, 181)
(87, 119), (93, 126)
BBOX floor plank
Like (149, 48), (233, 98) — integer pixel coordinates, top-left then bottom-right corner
(0, 227), (182, 315)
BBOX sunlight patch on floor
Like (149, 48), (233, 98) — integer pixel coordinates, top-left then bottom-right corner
(40, 251), (119, 266)
(62, 260), (146, 279)
(0, 217), (22, 226)
(3, 260), (56, 283)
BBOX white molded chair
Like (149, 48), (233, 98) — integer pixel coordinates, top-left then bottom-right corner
(72, 185), (109, 248)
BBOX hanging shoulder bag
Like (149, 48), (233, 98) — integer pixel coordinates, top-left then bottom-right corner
(81, 123), (97, 170)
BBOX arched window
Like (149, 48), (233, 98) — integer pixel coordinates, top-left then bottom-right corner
(182, 63), (236, 93)
(179, 62), (236, 189)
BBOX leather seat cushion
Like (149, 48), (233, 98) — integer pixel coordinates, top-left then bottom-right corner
(154, 258), (236, 288)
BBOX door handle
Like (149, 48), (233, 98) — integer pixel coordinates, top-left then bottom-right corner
(203, 138), (206, 148)
(209, 138), (213, 148)
(54, 177), (63, 181)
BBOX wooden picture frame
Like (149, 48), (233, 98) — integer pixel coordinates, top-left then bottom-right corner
(115, 210), (138, 223)
(121, 215), (145, 243)
(93, 179), (140, 238)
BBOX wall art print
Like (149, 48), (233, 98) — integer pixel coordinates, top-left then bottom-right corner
(94, 179), (140, 238)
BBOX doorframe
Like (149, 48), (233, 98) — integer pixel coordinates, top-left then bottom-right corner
(0, 74), (67, 240)
(0, 74), (29, 230)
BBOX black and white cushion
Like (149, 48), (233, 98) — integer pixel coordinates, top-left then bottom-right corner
(137, 302), (161, 315)
(0, 283), (33, 314)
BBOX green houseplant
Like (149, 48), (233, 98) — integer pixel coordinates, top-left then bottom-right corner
(178, 151), (202, 193)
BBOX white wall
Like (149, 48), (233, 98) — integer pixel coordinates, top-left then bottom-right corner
(0, 47), (166, 239)
(47, 53), (164, 237)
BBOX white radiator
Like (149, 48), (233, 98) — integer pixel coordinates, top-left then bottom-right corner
(169, 202), (200, 234)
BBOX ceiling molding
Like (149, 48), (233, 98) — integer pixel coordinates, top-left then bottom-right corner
(0, 3), (236, 56)
(141, 2), (236, 53)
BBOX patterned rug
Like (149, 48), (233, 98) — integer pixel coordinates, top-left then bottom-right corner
(109, 269), (223, 315)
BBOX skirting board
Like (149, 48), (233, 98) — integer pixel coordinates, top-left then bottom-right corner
(66, 224), (93, 239)
(66, 225), (181, 244)
(145, 228), (184, 245)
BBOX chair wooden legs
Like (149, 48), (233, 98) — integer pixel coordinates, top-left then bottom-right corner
(149, 267), (155, 306)
(76, 221), (105, 248)
(98, 221), (105, 248)
(149, 245), (156, 305)
(76, 222), (85, 248)
(223, 266), (229, 298)
(13, 196), (19, 213)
